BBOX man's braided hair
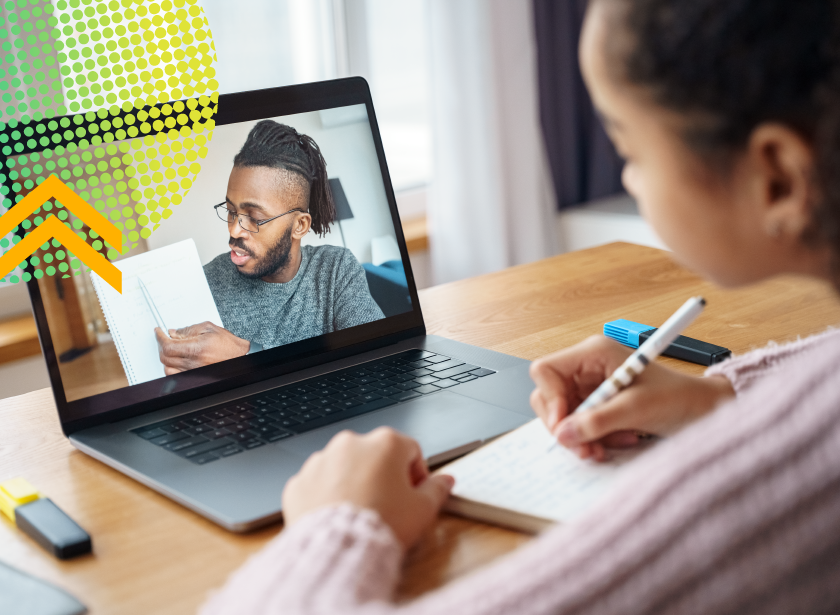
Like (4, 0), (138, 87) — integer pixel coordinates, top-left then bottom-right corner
(234, 120), (336, 237)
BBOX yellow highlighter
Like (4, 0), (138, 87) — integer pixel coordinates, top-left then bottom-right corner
(0, 477), (92, 559)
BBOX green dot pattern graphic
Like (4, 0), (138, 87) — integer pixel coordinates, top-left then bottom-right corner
(0, 0), (218, 284)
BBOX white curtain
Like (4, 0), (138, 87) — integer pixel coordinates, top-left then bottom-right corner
(426, 0), (557, 285)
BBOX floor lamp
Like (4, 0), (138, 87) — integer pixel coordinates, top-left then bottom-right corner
(328, 178), (354, 248)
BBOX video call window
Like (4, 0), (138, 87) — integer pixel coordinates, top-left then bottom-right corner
(25, 104), (412, 402)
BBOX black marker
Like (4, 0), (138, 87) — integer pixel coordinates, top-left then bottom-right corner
(603, 318), (731, 366)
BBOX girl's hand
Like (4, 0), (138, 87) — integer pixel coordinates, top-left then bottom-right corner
(529, 336), (735, 461)
(282, 427), (454, 549)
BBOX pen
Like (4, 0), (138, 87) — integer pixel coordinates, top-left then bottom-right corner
(138, 276), (170, 338)
(549, 296), (706, 449)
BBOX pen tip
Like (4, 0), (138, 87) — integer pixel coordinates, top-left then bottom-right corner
(699, 297), (707, 306)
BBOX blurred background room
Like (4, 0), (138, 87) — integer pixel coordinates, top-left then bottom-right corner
(0, 0), (664, 400)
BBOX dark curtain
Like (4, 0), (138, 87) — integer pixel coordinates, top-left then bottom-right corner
(533, 0), (625, 210)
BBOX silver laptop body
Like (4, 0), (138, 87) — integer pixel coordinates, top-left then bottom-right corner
(24, 78), (534, 531)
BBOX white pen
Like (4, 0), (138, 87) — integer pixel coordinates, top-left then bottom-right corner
(549, 296), (706, 449)
(138, 276), (170, 339)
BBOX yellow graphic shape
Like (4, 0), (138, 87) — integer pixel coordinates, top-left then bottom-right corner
(0, 175), (123, 292)
(0, 0), (218, 285)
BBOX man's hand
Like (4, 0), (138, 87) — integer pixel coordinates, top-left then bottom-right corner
(529, 335), (735, 461)
(283, 428), (454, 550)
(155, 322), (251, 375)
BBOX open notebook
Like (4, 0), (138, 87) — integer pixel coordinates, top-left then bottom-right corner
(90, 239), (223, 386)
(438, 419), (652, 533)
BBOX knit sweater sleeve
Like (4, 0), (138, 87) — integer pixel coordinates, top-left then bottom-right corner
(705, 327), (839, 394)
(200, 332), (840, 615)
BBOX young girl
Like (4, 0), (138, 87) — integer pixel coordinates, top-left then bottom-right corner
(201, 1), (840, 613)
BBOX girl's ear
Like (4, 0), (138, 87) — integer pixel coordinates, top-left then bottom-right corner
(747, 123), (816, 241)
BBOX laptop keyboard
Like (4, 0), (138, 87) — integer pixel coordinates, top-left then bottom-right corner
(131, 349), (496, 465)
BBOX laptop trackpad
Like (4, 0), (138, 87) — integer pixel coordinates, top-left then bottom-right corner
(277, 391), (528, 463)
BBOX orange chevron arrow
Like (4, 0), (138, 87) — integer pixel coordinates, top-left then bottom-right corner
(0, 175), (123, 293)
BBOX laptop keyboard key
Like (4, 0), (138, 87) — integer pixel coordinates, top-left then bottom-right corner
(427, 360), (465, 373)
(387, 373), (414, 383)
(471, 368), (496, 377)
(276, 418), (302, 429)
(136, 428), (167, 440)
(424, 355), (451, 364)
(244, 439), (265, 449)
(165, 435), (209, 451)
(456, 374), (478, 383)
(390, 391), (421, 402)
(180, 437), (236, 458)
(266, 410), (297, 421)
(150, 431), (190, 446)
(218, 445), (243, 457)
(265, 431), (293, 442)
(394, 381), (421, 390)
(378, 387), (402, 397)
(433, 379), (459, 388)
(207, 429), (232, 440)
(190, 453), (220, 465)
(413, 384), (440, 395)
(434, 364), (479, 379)
(413, 375), (439, 385)
(297, 412), (323, 422)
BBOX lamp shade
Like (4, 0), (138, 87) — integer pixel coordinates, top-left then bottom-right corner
(328, 178), (354, 221)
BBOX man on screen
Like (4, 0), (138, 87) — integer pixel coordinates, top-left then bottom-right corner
(155, 120), (384, 375)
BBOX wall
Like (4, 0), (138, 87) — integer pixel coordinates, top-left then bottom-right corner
(146, 104), (397, 267)
(555, 193), (666, 253)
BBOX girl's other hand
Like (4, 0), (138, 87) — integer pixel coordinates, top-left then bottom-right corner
(282, 427), (454, 549)
(529, 336), (735, 461)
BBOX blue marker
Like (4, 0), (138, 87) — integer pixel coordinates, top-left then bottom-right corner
(603, 317), (730, 366)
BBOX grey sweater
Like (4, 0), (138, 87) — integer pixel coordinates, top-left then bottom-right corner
(203, 244), (384, 350)
(201, 328), (840, 615)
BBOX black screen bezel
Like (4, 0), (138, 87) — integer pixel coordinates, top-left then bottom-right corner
(19, 77), (426, 435)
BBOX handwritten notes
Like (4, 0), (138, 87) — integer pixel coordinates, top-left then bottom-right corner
(443, 419), (646, 524)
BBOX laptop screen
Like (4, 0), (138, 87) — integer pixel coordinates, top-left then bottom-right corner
(17, 81), (423, 429)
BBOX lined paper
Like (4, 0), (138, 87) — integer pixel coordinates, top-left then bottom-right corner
(443, 419), (647, 523)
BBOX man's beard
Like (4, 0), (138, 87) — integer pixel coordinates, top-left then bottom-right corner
(230, 225), (293, 280)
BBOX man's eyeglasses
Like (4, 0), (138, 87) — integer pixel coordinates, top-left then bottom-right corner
(214, 202), (304, 233)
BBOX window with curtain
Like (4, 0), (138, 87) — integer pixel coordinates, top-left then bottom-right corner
(200, 0), (431, 194)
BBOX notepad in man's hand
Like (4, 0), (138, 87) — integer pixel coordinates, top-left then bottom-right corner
(439, 419), (651, 533)
(90, 239), (223, 386)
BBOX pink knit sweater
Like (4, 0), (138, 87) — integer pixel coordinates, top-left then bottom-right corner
(200, 329), (840, 615)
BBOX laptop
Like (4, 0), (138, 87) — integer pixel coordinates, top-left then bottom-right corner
(21, 78), (535, 531)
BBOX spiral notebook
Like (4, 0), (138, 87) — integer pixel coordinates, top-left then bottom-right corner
(90, 239), (223, 386)
(439, 419), (651, 533)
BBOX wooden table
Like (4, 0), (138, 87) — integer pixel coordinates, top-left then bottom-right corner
(2, 242), (839, 613)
